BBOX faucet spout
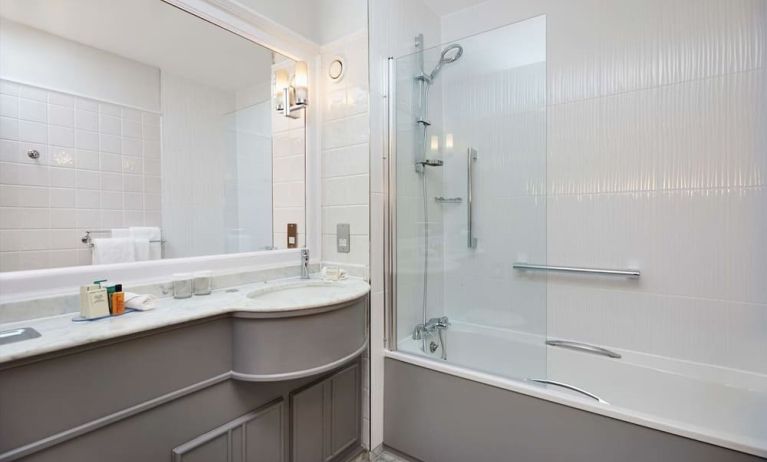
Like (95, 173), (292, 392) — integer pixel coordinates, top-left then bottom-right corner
(300, 248), (310, 279)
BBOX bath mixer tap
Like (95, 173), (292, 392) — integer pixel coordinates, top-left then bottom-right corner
(412, 316), (450, 340)
(300, 248), (310, 279)
(425, 316), (450, 330)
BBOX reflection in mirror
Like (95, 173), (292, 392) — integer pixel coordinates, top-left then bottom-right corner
(0, 0), (306, 272)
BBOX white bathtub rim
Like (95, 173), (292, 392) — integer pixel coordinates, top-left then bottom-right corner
(384, 349), (767, 458)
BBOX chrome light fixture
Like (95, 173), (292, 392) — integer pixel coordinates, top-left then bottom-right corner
(275, 61), (308, 119)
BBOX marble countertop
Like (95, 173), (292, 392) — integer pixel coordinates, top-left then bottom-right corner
(0, 276), (370, 365)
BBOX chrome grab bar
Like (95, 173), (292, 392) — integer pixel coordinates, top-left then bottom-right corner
(512, 263), (640, 278)
(546, 339), (622, 359)
(467, 148), (478, 249)
(528, 379), (609, 404)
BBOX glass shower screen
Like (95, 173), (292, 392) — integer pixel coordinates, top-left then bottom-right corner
(389, 16), (548, 381)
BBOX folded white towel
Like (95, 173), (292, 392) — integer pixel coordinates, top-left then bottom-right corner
(111, 228), (131, 238)
(130, 227), (161, 241)
(129, 227), (162, 260)
(123, 292), (157, 311)
(133, 238), (150, 261)
(92, 238), (135, 265)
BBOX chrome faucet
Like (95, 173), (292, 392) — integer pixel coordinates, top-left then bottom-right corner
(300, 248), (310, 279)
(412, 316), (450, 340)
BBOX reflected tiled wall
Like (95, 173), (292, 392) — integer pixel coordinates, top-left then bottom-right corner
(0, 80), (161, 271)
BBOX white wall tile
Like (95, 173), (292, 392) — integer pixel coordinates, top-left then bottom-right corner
(322, 143), (369, 178)
(75, 129), (99, 150)
(49, 188), (75, 208)
(48, 104), (74, 127)
(322, 205), (369, 235)
(100, 172), (123, 191)
(322, 175), (369, 206)
(122, 137), (142, 157)
(75, 110), (98, 132)
(18, 120), (47, 143)
(0, 94), (18, 118)
(99, 114), (121, 136)
(50, 208), (76, 228)
(76, 189), (100, 209)
(76, 170), (101, 190)
(100, 134), (121, 153)
(75, 149), (100, 170)
(48, 92), (75, 107)
(19, 98), (46, 122)
(122, 120), (141, 138)
(0, 116), (19, 140)
(100, 153), (122, 173)
(100, 191), (123, 210)
(124, 174), (143, 192)
(49, 125), (74, 147)
(19, 86), (46, 102)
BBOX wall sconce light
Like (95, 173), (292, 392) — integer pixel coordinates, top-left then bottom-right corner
(275, 61), (309, 119)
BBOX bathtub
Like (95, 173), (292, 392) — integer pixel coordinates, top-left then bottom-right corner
(391, 321), (767, 458)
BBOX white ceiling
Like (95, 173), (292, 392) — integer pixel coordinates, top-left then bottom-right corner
(0, 0), (281, 92)
(421, 0), (490, 16)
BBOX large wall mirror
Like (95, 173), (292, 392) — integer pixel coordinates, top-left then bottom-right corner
(0, 0), (306, 272)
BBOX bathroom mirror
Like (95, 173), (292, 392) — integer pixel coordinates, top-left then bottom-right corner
(0, 0), (306, 272)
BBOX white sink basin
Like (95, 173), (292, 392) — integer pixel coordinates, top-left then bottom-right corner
(245, 280), (355, 310)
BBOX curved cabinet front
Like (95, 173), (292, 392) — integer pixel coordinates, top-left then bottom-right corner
(231, 295), (367, 382)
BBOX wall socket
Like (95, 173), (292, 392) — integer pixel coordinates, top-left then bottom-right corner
(337, 223), (350, 253)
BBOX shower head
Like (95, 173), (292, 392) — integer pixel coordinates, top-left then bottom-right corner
(429, 43), (463, 80)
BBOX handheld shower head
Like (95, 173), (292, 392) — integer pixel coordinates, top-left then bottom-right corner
(429, 43), (464, 80)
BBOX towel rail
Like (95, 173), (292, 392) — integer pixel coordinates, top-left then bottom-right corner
(81, 230), (165, 248)
(512, 263), (639, 278)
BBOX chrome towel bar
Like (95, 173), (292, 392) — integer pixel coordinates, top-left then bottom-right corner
(527, 379), (609, 404)
(545, 339), (622, 359)
(81, 230), (165, 247)
(512, 263), (640, 278)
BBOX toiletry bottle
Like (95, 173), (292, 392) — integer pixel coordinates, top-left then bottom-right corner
(97, 280), (116, 314)
(87, 287), (111, 318)
(112, 284), (125, 315)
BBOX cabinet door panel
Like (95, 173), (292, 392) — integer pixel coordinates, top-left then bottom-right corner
(291, 382), (325, 462)
(330, 366), (359, 456)
(291, 364), (360, 462)
(173, 400), (284, 462)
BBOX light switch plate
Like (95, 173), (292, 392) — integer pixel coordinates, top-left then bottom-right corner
(337, 223), (350, 253)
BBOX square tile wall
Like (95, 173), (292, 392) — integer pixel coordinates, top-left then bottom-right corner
(0, 79), (161, 271)
(320, 30), (371, 268)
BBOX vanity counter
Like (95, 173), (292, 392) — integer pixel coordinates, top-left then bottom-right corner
(0, 276), (370, 365)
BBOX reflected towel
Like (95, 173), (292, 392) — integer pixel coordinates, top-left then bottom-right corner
(124, 292), (157, 311)
(92, 238), (135, 265)
(133, 238), (150, 261)
(130, 227), (162, 260)
(111, 228), (131, 238)
(129, 227), (161, 241)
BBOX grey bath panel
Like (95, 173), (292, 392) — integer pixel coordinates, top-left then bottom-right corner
(384, 358), (765, 462)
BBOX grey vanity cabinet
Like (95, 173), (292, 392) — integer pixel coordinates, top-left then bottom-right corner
(172, 400), (284, 462)
(291, 364), (360, 462)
